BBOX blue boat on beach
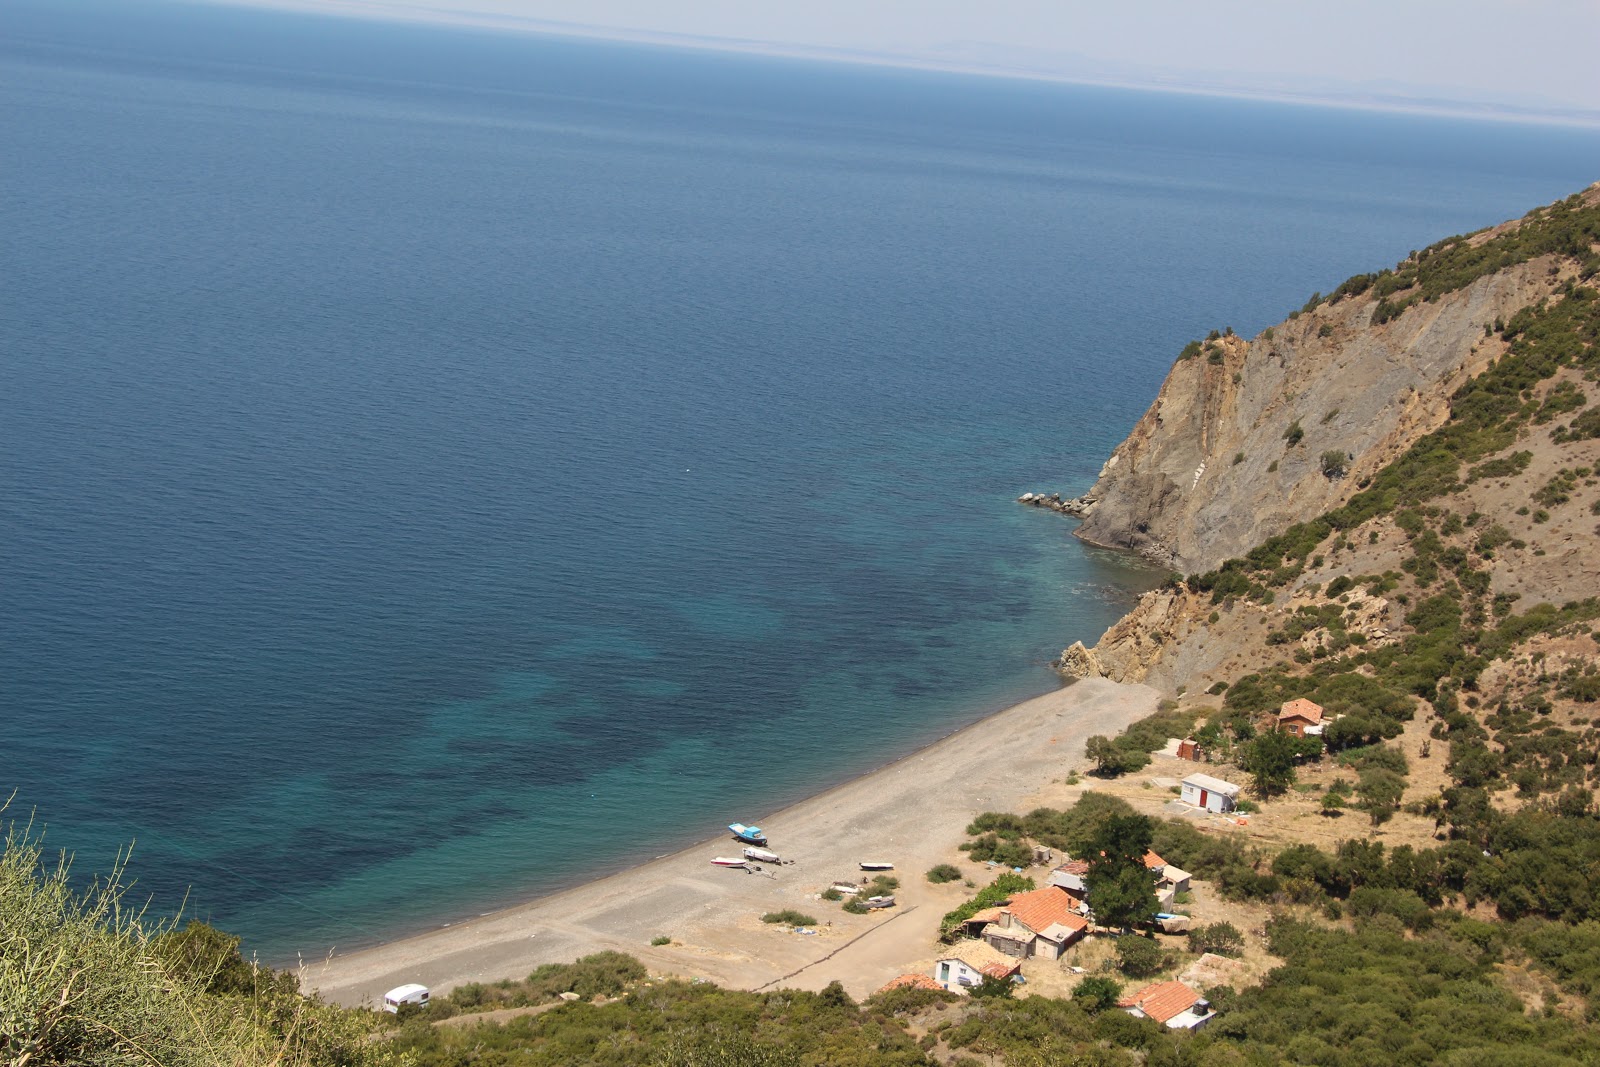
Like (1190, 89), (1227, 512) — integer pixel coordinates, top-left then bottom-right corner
(728, 823), (767, 846)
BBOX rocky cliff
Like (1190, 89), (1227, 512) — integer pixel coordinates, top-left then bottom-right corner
(1061, 183), (1600, 692)
(1071, 196), (1597, 576)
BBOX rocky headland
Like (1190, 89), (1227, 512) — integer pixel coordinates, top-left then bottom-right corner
(1054, 182), (1600, 693)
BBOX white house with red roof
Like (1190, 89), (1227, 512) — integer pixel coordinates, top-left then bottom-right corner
(1119, 980), (1216, 1030)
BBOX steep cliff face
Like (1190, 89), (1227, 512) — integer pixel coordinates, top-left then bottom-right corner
(1062, 183), (1600, 692)
(1073, 256), (1569, 575)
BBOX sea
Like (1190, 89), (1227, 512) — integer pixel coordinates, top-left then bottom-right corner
(3, 0), (1596, 963)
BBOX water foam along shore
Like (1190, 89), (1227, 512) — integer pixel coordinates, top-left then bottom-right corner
(303, 677), (1158, 1007)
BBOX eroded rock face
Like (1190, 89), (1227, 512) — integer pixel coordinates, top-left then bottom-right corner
(1066, 584), (1235, 690)
(1055, 641), (1102, 679)
(1071, 257), (1569, 575)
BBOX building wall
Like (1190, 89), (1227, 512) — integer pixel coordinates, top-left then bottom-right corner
(982, 930), (1031, 959)
(935, 958), (986, 993)
(1180, 781), (1237, 813)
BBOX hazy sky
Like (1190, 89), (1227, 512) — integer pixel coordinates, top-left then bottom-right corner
(216, 0), (1600, 116)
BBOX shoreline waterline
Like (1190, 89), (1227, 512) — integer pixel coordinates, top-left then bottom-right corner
(302, 676), (1159, 1007)
(270, 674), (1075, 968)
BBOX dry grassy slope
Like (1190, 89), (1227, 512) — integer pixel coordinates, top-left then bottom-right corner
(1059, 187), (1600, 696)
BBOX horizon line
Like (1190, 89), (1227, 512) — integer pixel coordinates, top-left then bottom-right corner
(198, 0), (1600, 131)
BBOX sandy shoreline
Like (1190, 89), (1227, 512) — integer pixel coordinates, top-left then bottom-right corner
(303, 676), (1158, 1007)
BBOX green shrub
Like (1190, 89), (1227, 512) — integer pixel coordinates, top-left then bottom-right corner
(760, 910), (818, 926)
(926, 864), (962, 884)
(1187, 921), (1245, 957)
(1114, 935), (1168, 977)
(939, 872), (1035, 941)
(960, 833), (1034, 867)
(1071, 975), (1123, 1014)
(524, 951), (647, 1001)
(969, 973), (1016, 999)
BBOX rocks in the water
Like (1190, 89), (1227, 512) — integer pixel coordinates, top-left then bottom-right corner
(1018, 492), (1093, 517)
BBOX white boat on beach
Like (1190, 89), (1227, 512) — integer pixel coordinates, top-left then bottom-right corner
(865, 895), (896, 909)
(742, 846), (780, 864)
(829, 882), (861, 895)
(859, 861), (894, 871)
(710, 857), (748, 869)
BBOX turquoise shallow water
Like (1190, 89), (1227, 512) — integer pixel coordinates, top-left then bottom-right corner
(3, 0), (1597, 961)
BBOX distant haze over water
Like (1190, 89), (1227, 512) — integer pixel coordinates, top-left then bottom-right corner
(4, 0), (1596, 960)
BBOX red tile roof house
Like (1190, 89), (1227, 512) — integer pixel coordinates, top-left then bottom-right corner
(875, 973), (943, 995)
(934, 941), (1023, 994)
(968, 885), (1090, 960)
(1277, 697), (1325, 738)
(1119, 980), (1217, 1031)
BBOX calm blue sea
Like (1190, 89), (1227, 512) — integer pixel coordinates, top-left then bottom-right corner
(3, 0), (1595, 961)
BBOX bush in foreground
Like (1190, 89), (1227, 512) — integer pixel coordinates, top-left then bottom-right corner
(0, 820), (381, 1067)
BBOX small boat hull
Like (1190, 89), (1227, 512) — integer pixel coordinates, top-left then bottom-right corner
(743, 847), (780, 864)
(859, 861), (894, 871)
(711, 857), (748, 869)
(866, 895), (896, 909)
(728, 823), (768, 846)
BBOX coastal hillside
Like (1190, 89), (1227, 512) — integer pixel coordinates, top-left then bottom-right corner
(1064, 183), (1600, 690)
(13, 184), (1600, 1067)
(1073, 183), (1600, 576)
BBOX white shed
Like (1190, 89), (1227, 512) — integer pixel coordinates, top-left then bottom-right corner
(1180, 773), (1241, 813)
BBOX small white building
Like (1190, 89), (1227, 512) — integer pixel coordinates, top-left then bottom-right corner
(1120, 980), (1216, 1031)
(1181, 773), (1241, 814)
(934, 941), (1022, 994)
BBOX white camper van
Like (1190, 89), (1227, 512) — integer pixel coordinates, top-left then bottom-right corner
(381, 984), (430, 1012)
